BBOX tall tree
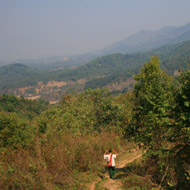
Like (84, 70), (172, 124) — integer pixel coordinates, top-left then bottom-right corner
(173, 69), (190, 188)
(131, 56), (174, 151)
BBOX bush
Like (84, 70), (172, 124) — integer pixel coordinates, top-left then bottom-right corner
(0, 111), (32, 148)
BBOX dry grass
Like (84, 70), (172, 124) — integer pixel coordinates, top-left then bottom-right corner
(0, 130), (122, 190)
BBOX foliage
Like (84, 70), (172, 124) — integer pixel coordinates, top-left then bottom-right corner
(172, 69), (190, 188)
(0, 95), (49, 119)
(0, 63), (45, 92)
(131, 57), (174, 149)
(1, 55), (190, 189)
(125, 56), (190, 189)
(128, 57), (179, 188)
(0, 88), (126, 189)
(0, 112), (32, 148)
(35, 89), (125, 136)
(174, 69), (190, 145)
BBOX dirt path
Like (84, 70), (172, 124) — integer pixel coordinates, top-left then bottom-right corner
(88, 149), (143, 190)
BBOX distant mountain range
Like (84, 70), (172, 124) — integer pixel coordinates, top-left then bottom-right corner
(1, 40), (190, 100)
(1, 22), (190, 101)
(92, 22), (190, 55)
(2, 22), (190, 70)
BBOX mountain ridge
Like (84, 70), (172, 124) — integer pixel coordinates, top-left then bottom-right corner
(98, 22), (190, 55)
(1, 40), (190, 100)
(2, 23), (190, 70)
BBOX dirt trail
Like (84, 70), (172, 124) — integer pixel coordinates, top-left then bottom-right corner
(89, 149), (143, 190)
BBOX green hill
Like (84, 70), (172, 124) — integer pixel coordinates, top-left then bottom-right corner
(83, 41), (190, 90)
(0, 63), (45, 93)
(49, 41), (190, 83)
(1, 41), (190, 96)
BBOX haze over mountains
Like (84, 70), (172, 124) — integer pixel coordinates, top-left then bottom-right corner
(6, 22), (190, 70)
(99, 22), (190, 55)
(1, 22), (190, 70)
(1, 22), (190, 101)
(1, 40), (190, 101)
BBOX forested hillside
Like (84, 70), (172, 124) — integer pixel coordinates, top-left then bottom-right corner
(0, 63), (45, 92)
(49, 41), (190, 83)
(1, 41), (190, 99)
(83, 40), (190, 90)
(0, 56), (190, 189)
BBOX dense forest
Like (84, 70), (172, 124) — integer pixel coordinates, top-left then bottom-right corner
(0, 94), (49, 119)
(1, 41), (190, 96)
(0, 63), (45, 92)
(84, 41), (190, 90)
(0, 56), (190, 189)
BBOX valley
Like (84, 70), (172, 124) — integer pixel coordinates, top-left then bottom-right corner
(13, 79), (87, 102)
(1, 40), (190, 102)
(1, 2), (190, 189)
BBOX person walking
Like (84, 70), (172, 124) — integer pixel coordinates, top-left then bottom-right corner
(104, 149), (118, 179)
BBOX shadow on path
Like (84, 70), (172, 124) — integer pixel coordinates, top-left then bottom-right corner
(114, 166), (131, 179)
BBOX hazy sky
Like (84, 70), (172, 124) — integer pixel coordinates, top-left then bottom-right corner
(0, 0), (190, 62)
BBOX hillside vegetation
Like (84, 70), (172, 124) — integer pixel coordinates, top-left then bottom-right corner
(0, 63), (45, 93)
(0, 56), (190, 189)
(0, 94), (49, 119)
(0, 41), (190, 99)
